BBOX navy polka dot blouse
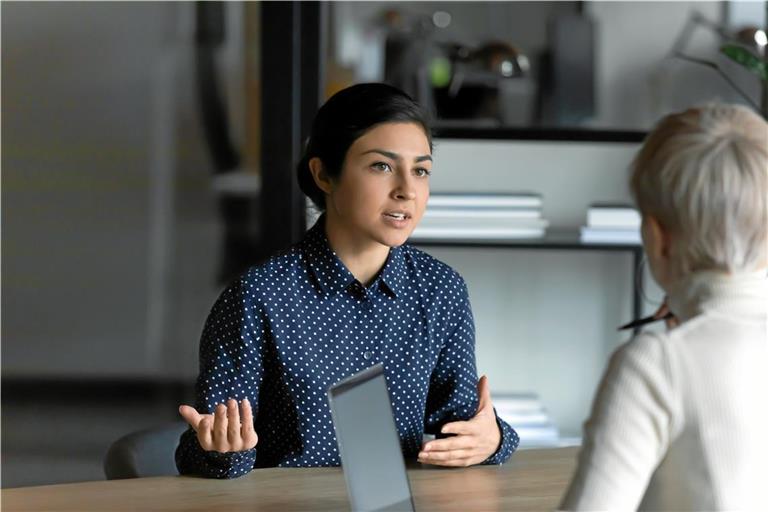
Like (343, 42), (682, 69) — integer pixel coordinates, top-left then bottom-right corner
(176, 218), (519, 478)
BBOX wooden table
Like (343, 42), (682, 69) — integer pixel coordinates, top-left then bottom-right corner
(2, 447), (578, 511)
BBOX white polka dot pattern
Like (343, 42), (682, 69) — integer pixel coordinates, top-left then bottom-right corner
(175, 219), (519, 478)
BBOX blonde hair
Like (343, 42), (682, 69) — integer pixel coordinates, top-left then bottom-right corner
(630, 104), (768, 274)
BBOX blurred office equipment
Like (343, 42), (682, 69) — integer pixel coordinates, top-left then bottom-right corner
(648, 6), (766, 123)
(334, 1), (763, 132)
(366, 4), (597, 129)
(433, 41), (536, 127)
(659, 10), (767, 117)
(380, 7), (537, 127)
(537, 13), (596, 126)
(382, 8), (440, 118)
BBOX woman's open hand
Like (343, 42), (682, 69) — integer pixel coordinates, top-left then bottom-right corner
(418, 376), (501, 467)
(178, 398), (258, 453)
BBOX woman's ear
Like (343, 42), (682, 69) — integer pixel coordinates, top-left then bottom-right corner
(643, 215), (672, 261)
(309, 157), (334, 195)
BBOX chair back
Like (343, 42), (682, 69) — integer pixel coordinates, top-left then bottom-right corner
(103, 422), (189, 479)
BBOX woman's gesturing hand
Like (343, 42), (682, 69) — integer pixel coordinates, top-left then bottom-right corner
(418, 376), (501, 467)
(178, 398), (258, 453)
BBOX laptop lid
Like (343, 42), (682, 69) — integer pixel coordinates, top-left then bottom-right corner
(327, 364), (415, 512)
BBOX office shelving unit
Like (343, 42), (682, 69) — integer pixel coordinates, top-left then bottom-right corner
(411, 229), (644, 332)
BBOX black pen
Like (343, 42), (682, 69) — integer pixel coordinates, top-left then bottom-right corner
(618, 312), (675, 331)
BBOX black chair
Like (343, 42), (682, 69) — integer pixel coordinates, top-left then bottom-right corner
(103, 422), (189, 479)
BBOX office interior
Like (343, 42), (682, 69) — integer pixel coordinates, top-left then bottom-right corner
(2, 0), (765, 489)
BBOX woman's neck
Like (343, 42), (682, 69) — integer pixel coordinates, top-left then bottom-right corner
(323, 216), (390, 287)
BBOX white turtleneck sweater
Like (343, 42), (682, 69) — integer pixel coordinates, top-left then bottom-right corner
(560, 270), (768, 511)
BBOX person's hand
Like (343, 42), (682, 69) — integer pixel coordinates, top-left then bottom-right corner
(653, 296), (679, 329)
(418, 376), (501, 467)
(178, 398), (258, 453)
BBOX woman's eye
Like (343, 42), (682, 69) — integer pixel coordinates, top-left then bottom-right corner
(414, 167), (431, 177)
(371, 162), (391, 172)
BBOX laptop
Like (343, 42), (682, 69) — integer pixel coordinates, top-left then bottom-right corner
(327, 364), (416, 512)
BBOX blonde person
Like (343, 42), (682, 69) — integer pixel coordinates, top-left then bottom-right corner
(561, 104), (768, 510)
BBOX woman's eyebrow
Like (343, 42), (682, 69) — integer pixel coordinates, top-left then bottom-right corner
(361, 149), (433, 162)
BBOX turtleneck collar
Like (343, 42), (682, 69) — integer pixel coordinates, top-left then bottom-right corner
(666, 268), (768, 323)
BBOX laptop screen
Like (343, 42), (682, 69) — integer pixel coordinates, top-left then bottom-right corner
(328, 364), (415, 512)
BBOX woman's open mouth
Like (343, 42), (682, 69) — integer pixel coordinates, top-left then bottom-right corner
(382, 211), (411, 227)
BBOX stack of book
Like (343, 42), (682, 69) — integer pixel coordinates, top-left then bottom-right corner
(493, 392), (561, 448)
(411, 192), (548, 240)
(580, 203), (641, 245)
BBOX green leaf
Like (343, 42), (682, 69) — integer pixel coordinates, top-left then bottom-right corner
(720, 44), (768, 82)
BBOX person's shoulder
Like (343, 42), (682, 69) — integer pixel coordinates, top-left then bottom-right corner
(613, 330), (667, 364)
(612, 313), (739, 381)
(401, 244), (467, 290)
(622, 314), (725, 362)
(232, 246), (304, 295)
(605, 329), (676, 390)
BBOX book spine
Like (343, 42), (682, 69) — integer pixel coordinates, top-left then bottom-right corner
(424, 209), (541, 219)
(428, 196), (542, 209)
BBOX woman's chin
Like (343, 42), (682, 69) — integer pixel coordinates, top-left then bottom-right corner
(377, 230), (413, 248)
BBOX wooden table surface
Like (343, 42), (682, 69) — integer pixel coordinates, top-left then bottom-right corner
(2, 447), (579, 511)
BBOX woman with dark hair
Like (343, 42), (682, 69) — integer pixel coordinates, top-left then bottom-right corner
(176, 83), (519, 478)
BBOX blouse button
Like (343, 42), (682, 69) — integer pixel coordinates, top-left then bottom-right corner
(363, 351), (373, 360)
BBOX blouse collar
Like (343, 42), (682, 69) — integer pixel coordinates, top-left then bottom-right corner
(301, 216), (408, 299)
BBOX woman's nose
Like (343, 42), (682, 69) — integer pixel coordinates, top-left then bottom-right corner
(393, 179), (417, 200)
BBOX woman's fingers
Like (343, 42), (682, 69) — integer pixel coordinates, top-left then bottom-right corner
(180, 399), (256, 453)
(226, 399), (241, 447)
(440, 420), (473, 436)
(240, 398), (258, 449)
(420, 422), (481, 467)
(652, 302), (669, 319)
(434, 457), (474, 467)
(179, 404), (216, 450)
(418, 448), (474, 465)
(654, 296), (679, 329)
(178, 405), (202, 430)
(213, 403), (229, 452)
(418, 449), (474, 467)
(423, 405), (500, 466)
(422, 434), (474, 453)
(198, 415), (214, 450)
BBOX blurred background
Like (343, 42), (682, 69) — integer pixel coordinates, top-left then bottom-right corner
(2, 0), (766, 487)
